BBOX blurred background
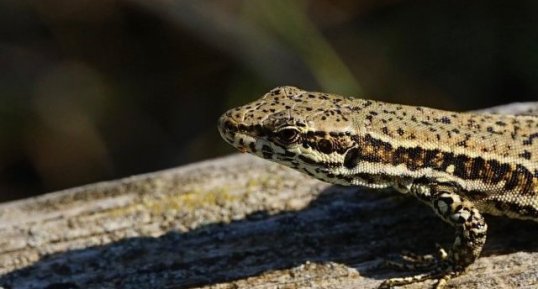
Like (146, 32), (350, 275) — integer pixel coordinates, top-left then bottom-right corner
(0, 0), (537, 201)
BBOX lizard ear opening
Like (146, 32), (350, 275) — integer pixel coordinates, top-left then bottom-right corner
(317, 139), (334, 154)
(343, 147), (360, 169)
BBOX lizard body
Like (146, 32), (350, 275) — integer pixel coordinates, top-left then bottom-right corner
(217, 86), (538, 288)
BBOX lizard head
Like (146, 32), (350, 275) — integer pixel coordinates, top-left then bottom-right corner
(218, 86), (360, 181)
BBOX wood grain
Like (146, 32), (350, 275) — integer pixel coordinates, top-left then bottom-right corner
(1, 102), (538, 289)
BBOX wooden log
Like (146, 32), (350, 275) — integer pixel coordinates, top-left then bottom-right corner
(1, 102), (538, 289)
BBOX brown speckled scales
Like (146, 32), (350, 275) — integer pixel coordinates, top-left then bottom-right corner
(218, 86), (538, 288)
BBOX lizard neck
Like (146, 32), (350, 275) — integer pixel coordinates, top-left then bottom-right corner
(218, 86), (538, 197)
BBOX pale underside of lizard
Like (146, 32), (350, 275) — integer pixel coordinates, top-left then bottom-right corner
(217, 86), (538, 288)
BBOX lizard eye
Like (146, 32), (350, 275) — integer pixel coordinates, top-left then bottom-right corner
(275, 128), (300, 144)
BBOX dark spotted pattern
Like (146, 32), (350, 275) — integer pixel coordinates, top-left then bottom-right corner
(219, 86), (538, 288)
(219, 86), (538, 194)
(293, 130), (538, 197)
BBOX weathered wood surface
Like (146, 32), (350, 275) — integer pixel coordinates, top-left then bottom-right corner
(1, 103), (538, 289)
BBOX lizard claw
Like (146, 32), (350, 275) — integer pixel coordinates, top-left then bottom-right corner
(382, 245), (449, 271)
(378, 268), (458, 289)
(378, 246), (457, 289)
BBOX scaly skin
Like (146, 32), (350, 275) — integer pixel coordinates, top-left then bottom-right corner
(217, 86), (538, 288)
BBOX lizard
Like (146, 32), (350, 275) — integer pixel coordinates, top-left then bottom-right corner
(217, 86), (538, 288)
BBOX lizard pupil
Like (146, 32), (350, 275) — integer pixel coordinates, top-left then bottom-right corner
(276, 128), (299, 144)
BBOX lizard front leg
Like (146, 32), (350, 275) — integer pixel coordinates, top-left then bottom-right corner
(380, 182), (488, 289)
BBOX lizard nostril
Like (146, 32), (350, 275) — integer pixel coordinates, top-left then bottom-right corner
(224, 120), (234, 131)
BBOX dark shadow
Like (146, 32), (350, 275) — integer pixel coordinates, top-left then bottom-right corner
(1, 185), (537, 289)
